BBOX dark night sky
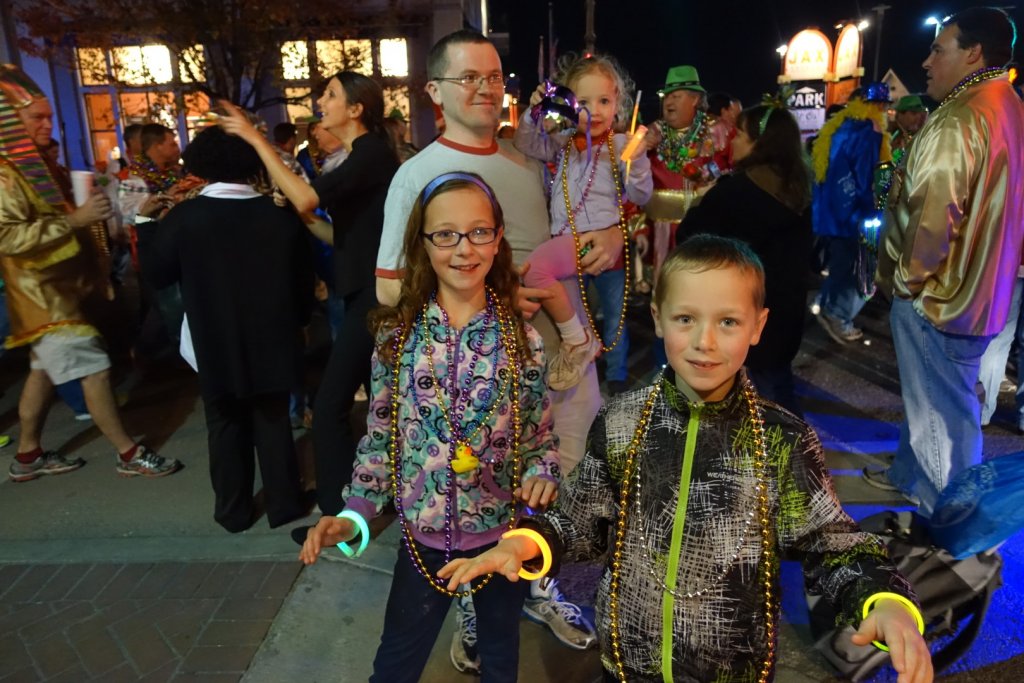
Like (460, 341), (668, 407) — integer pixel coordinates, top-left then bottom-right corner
(497, 0), (1021, 122)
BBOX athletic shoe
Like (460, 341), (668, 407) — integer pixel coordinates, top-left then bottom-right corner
(815, 312), (863, 344)
(861, 466), (900, 491)
(8, 451), (84, 482)
(547, 332), (601, 391)
(450, 593), (481, 674)
(116, 445), (182, 478)
(74, 413), (92, 422)
(523, 578), (597, 650)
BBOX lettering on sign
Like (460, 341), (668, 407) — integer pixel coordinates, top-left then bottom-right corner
(788, 87), (826, 109)
(784, 29), (833, 82)
(834, 24), (862, 79)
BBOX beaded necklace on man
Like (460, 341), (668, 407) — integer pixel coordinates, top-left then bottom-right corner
(940, 66), (1006, 107)
(560, 133), (630, 353)
(388, 290), (524, 598)
(128, 154), (182, 193)
(605, 374), (776, 683)
(656, 110), (709, 174)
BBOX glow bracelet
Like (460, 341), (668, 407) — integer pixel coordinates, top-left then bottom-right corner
(335, 510), (370, 558)
(502, 528), (552, 580)
(861, 591), (925, 651)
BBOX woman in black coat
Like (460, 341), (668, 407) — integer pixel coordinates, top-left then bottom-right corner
(141, 127), (314, 532)
(678, 104), (813, 414)
(219, 72), (399, 519)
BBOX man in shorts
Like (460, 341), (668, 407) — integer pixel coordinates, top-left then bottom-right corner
(0, 64), (181, 482)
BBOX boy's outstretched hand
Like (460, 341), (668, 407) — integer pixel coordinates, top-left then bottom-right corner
(437, 535), (537, 591)
(851, 599), (933, 683)
(297, 516), (355, 566)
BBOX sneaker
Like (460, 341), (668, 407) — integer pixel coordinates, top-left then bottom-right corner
(0, 435), (10, 448)
(523, 578), (597, 650)
(8, 451), (85, 482)
(861, 466), (900, 491)
(1000, 376), (1017, 393)
(450, 593), (481, 675)
(548, 332), (601, 391)
(74, 413), (92, 422)
(116, 445), (182, 478)
(815, 312), (863, 344)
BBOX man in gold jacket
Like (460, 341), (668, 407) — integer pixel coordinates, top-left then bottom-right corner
(868, 8), (1024, 515)
(0, 65), (181, 482)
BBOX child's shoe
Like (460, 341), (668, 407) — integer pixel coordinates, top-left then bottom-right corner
(449, 592), (481, 674)
(547, 331), (601, 391)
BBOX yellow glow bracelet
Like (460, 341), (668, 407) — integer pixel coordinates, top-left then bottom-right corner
(502, 528), (552, 580)
(861, 592), (926, 651)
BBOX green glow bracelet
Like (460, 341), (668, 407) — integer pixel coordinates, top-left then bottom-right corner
(335, 510), (370, 558)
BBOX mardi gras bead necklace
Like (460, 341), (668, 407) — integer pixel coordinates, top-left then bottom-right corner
(656, 111), (708, 173)
(388, 292), (524, 597)
(940, 67), (1005, 107)
(552, 135), (604, 236)
(561, 133), (630, 353)
(416, 293), (511, 473)
(606, 375), (776, 683)
(128, 154), (182, 193)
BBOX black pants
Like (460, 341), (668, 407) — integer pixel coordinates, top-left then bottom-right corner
(369, 542), (527, 683)
(203, 391), (303, 532)
(312, 286), (376, 515)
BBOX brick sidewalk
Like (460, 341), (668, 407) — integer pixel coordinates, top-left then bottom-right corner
(0, 562), (301, 682)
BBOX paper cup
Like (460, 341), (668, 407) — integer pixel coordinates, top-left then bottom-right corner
(70, 170), (94, 206)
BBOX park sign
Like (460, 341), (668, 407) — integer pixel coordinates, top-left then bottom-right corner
(783, 29), (832, 82)
(788, 85), (827, 136)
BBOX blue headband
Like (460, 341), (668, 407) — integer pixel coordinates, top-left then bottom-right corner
(421, 172), (498, 206)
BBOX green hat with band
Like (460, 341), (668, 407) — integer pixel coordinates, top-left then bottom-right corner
(894, 94), (928, 112)
(659, 65), (705, 95)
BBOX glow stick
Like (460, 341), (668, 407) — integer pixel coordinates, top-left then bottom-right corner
(621, 125), (649, 163)
(335, 510), (370, 558)
(626, 91), (643, 175)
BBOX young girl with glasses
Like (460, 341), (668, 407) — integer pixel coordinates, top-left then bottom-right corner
(299, 172), (560, 683)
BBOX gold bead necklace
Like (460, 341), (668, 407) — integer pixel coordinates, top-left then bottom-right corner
(560, 134), (630, 353)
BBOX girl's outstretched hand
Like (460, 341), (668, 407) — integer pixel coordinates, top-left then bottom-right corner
(515, 476), (558, 510)
(438, 537), (534, 591)
(298, 516), (355, 566)
(215, 100), (263, 147)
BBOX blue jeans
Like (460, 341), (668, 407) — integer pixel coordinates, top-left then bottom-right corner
(370, 542), (527, 683)
(585, 268), (629, 382)
(978, 277), (1024, 427)
(819, 236), (868, 331)
(887, 298), (992, 515)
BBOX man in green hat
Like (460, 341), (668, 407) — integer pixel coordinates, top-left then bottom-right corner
(635, 65), (727, 292)
(890, 95), (928, 158)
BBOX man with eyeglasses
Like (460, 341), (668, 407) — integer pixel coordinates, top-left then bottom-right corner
(374, 28), (616, 673)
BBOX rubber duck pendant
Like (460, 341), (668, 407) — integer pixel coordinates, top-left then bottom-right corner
(451, 442), (480, 474)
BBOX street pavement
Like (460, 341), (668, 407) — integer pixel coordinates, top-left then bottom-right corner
(1, 292), (1023, 682)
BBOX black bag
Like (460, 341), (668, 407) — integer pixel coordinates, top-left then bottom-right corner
(806, 510), (1003, 681)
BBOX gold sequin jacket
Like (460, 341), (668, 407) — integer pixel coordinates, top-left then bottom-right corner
(0, 162), (100, 347)
(878, 76), (1024, 336)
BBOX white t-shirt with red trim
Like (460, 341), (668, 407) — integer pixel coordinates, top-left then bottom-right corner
(375, 137), (550, 278)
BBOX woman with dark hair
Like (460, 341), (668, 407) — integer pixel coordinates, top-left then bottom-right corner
(219, 71), (400, 521)
(139, 125), (315, 532)
(678, 104), (813, 414)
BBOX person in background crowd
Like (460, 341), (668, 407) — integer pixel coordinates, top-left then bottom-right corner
(0, 64), (181, 482)
(679, 102), (813, 415)
(868, 8), (1024, 515)
(707, 90), (742, 172)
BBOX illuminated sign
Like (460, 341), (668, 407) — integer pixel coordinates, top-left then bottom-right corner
(789, 86), (826, 108)
(834, 24), (862, 79)
(784, 29), (833, 81)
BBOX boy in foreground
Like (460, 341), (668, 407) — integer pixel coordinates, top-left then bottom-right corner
(440, 234), (932, 682)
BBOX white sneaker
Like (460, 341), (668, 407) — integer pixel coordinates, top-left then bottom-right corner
(522, 578), (597, 650)
(450, 592), (481, 674)
(547, 331), (601, 391)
